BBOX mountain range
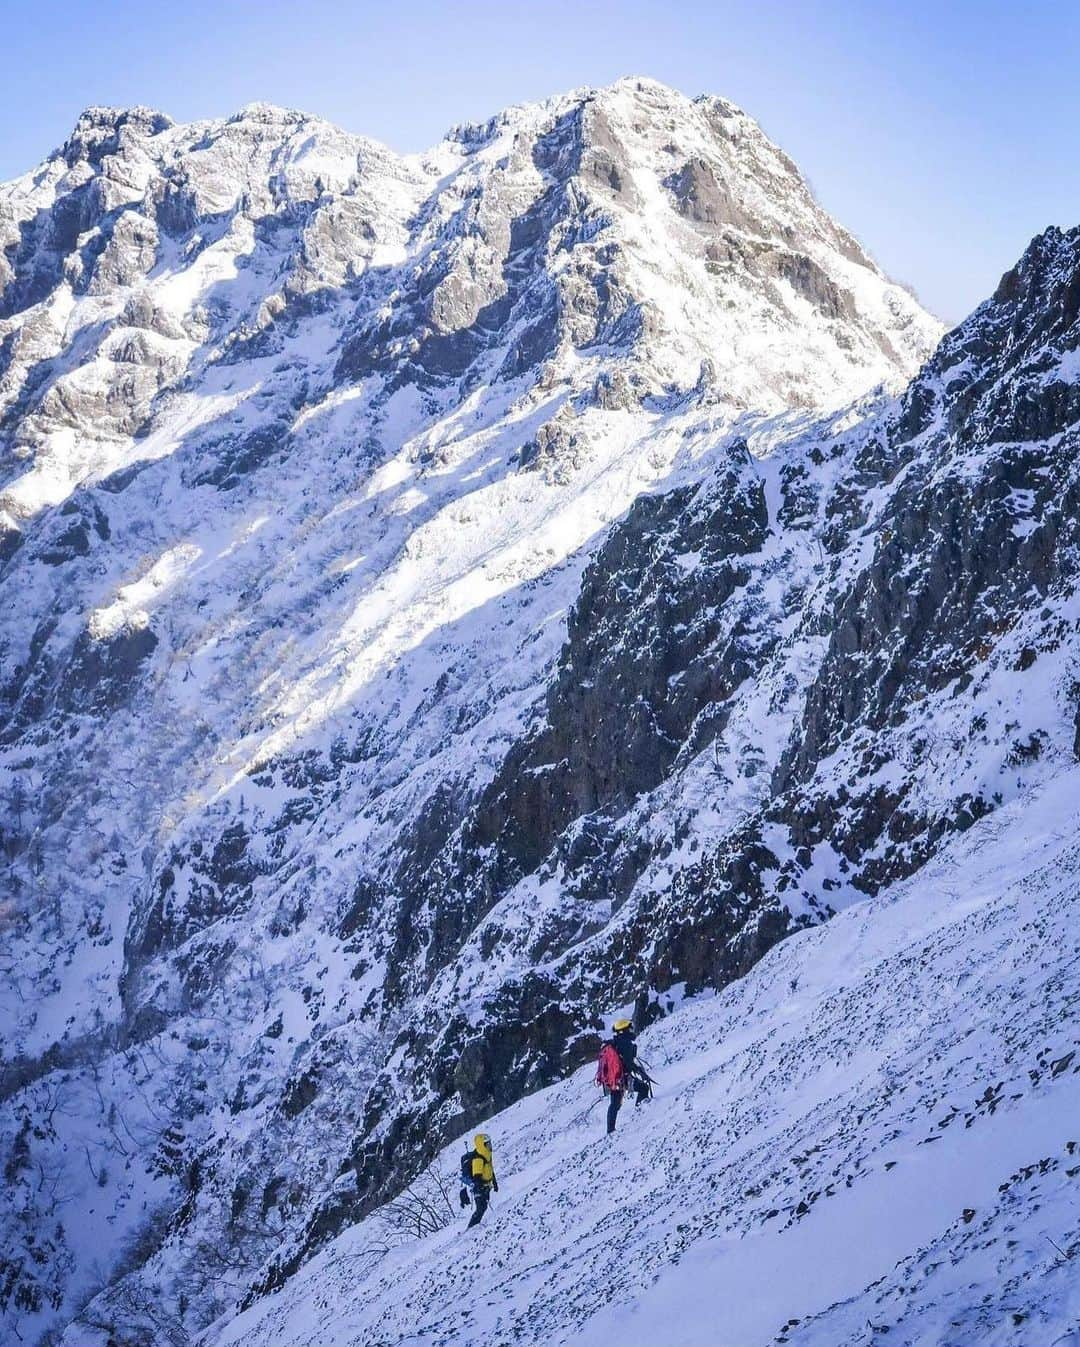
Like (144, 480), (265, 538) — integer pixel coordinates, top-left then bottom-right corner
(0, 77), (1076, 1346)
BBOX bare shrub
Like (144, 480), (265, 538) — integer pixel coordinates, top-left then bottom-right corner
(377, 1168), (459, 1241)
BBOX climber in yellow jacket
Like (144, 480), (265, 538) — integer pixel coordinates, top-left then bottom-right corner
(459, 1132), (498, 1228)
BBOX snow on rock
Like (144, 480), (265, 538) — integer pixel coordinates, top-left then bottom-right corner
(2, 76), (1078, 1347)
(200, 775), (1080, 1347)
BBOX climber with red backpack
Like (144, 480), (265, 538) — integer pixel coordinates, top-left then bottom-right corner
(596, 1018), (652, 1133)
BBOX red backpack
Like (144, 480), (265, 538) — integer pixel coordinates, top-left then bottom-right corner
(595, 1042), (625, 1091)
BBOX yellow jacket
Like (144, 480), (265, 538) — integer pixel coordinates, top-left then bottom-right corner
(466, 1133), (496, 1187)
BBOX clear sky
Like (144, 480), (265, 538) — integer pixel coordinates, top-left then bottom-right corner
(4, 0), (1079, 324)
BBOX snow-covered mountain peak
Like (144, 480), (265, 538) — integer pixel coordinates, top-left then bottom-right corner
(364, 73), (941, 422)
(55, 104), (176, 167)
(228, 101), (323, 125)
(7, 80), (1076, 1347)
(0, 74), (943, 550)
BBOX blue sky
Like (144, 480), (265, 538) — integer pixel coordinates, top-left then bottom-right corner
(4, 0), (1079, 323)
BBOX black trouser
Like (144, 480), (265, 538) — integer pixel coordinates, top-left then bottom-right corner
(608, 1079), (650, 1132)
(467, 1185), (490, 1227)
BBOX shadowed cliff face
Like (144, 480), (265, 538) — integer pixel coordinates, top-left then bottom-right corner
(200, 776), (1080, 1347)
(4, 82), (1077, 1347)
(254, 227), (1080, 1291)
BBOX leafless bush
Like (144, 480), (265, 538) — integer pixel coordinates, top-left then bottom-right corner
(79, 1278), (190, 1347)
(377, 1168), (459, 1241)
(106, 1201), (176, 1287)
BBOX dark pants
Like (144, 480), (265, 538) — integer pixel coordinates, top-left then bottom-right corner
(467, 1185), (490, 1227)
(607, 1079), (650, 1132)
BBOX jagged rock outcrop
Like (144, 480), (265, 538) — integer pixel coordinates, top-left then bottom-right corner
(2, 78), (1075, 1347)
(252, 224), (1079, 1294)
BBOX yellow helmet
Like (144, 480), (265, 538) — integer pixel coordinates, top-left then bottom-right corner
(612, 1018), (633, 1032)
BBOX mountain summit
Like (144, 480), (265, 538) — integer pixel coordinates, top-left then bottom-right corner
(2, 80), (1076, 1347)
(1, 78), (937, 520)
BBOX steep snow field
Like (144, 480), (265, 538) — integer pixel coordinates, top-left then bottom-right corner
(203, 772), (1080, 1347)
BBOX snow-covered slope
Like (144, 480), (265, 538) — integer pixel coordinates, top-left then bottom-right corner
(202, 774), (1080, 1347)
(2, 75), (1078, 1347)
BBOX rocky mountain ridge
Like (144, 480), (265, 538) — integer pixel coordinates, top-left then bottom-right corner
(1, 78), (1075, 1347)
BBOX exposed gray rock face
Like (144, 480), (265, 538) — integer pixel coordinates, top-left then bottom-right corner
(252, 226), (1080, 1296)
(667, 156), (754, 230)
(7, 78), (1074, 1347)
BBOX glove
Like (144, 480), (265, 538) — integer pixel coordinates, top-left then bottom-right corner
(492, 1178), (499, 1193)
(459, 1186), (471, 1208)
